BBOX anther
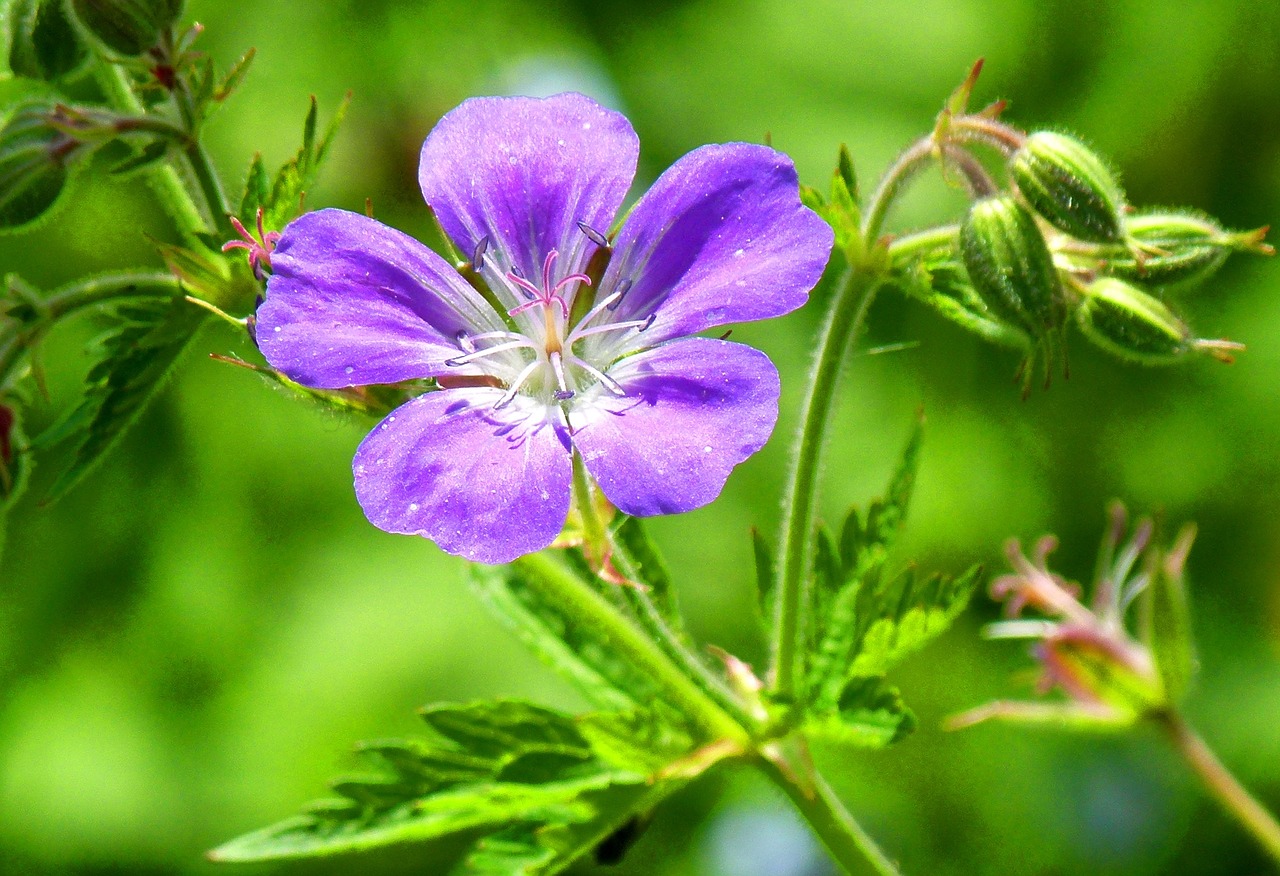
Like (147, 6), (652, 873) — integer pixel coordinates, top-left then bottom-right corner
(554, 389), (575, 401)
(455, 331), (477, 353)
(577, 221), (609, 249)
(472, 236), (490, 270)
(607, 278), (632, 311)
(639, 313), (656, 332)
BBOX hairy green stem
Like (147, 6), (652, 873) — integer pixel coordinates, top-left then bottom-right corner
(94, 62), (209, 240)
(885, 225), (960, 264)
(757, 755), (902, 876)
(1158, 711), (1280, 862)
(770, 267), (882, 700)
(861, 138), (937, 243)
(517, 550), (748, 745)
(172, 82), (233, 235)
(569, 453), (756, 728)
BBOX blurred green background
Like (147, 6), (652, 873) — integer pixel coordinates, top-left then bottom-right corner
(2, 0), (1279, 873)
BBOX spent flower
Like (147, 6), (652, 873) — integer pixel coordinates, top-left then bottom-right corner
(255, 93), (833, 563)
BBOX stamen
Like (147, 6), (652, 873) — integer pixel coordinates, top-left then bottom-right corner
(607, 278), (632, 311)
(472, 236), (489, 270)
(445, 339), (534, 367)
(564, 290), (623, 339)
(549, 351), (572, 397)
(566, 315), (655, 342)
(455, 331), (477, 354)
(577, 221), (609, 249)
(494, 359), (542, 409)
(565, 352), (625, 396)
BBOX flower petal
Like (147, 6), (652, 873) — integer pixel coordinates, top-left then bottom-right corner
(572, 338), (780, 516)
(354, 389), (572, 564)
(418, 93), (638, 299)
(591, 144), (833, 355)
(259, 209), (502, 389)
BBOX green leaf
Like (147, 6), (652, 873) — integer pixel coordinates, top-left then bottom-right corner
(260, 92), (350, 231)
(576, 708), (694, 774)
(611, 515), (684, 636)
(750, 525), (775, 620)
(35, 295), (206, 501)
(805, 676), (917, 749)
(237, 151), (270, 221)
(469, 554), (670, 712)
(212, 45), (254, 101)
(844, 565), (982, 679)
(211, 700), (690, 874)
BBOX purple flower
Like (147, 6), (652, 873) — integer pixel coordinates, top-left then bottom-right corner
(257, 93), (833, 564)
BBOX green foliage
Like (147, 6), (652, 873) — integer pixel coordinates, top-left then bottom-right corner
(240, 92), (349, 231)
(33, 295), (206, 501)
(800, 144), (861, 263)
(210, 700), (690, 874)
(470, 554), (675, 714)
(6, 0), (88, 81)
(800, 416), (980, 744)
(0, 394), (28, 560)
(805, 677), (917, 749)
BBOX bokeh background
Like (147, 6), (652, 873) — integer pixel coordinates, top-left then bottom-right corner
(2, 1), (1279, 874)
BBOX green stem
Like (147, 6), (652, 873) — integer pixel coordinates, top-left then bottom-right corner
(1157, 711), (1280, 862)
(93, 61), (209, 241)
(516, 550), (748, 745)
(861, 137), (937, 243)
(569, 453), (757, 728)
(885, 224), (960, 264)
(757, 755), (902, 876)
(173, 83), (233, 235)
(770, 267), (882, 700)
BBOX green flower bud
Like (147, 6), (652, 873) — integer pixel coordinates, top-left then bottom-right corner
(7, 0), (89, 80)
(0, 100), (82, 230)
(1076, 277), (1242, 364)
(1011, 131), (1126, 243)
(960, 195), (1065, 337)
(1104, 211), (1271, 289)
(70, 0), (183, 56)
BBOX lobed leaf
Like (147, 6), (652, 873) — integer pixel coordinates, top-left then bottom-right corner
(35, 295), (206, 501)
(253, 93), (350, 232)
(211, 699), (691, 874)
(611, 515), (684, 636)
(804, 676), (917, 750)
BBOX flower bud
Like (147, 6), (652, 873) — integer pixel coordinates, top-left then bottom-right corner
(960, 195), (1065, 338)
(1103, 211), (1270, 289)
(1011, 131), (1126, 243)
(70, 0), (183, 56)
(1076, 277), (1241, 364)
(7, 0), (89, 80)
(0, 101), (81, 230)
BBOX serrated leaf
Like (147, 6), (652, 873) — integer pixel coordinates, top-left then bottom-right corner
(261, 92), (349, 231)
(805, 676), (917, 749)
(576, 709), (694, 774)
(863, 412), (923, 550)
(836, 143), (858, 203)
(845, 565), (982, 679)
(611, 515), (684, 636)
(751, 525), (775, 619)
(469, 553), (669, 712)
(212, 699), (690, 874)
(212, 46), (254, 102)
(36, 295), (205, 501)
(237, 151), (269, 221)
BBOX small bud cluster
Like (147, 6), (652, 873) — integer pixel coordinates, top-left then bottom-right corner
(889, 76), (1271, 395)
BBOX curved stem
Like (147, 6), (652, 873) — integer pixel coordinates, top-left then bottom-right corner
(173, 82), (233, 235)
(861, 137), (937, 243)
(886, 224), (960, 264)
(757, 754), (901, 876)
(569, 453), (757, 729)
(94, 62), (209, 241)
(770, 267), (882, 700)
(1157, 711), (1280, 862)
(516, 550), (748, 745)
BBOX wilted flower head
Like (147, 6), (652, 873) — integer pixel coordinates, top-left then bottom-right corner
(950, 503), (1197, 730)
(255, 93), (833, 563)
